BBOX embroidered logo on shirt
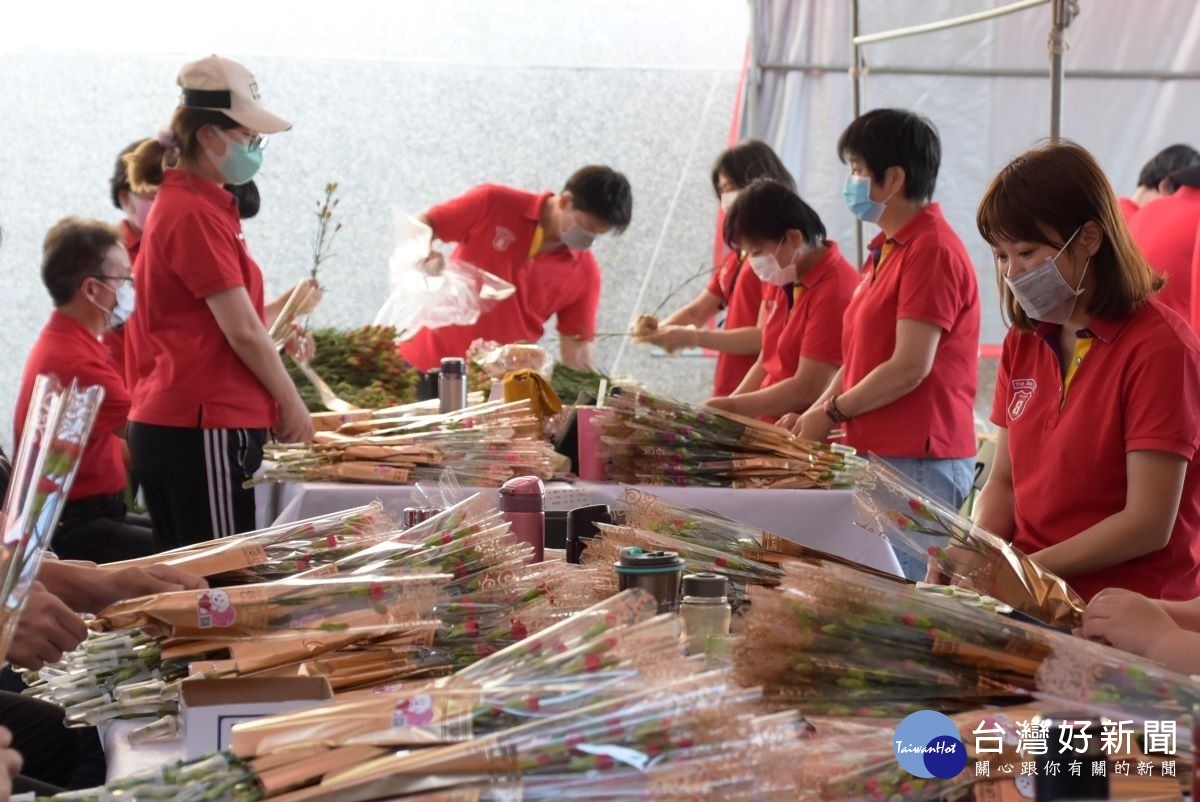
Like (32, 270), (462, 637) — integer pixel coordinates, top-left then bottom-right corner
(493, 226), (516, 252)
(1008, 379), (1037, 421)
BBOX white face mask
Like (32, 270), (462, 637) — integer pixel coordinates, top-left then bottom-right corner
(747, 237), (799, 286)
(719, 190), (738, 212)
(1003, 227), (1088, 325)
(91, 279), (136, 328)
(559, 209), (596, 250)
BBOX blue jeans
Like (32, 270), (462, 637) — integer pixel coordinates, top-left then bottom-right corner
(875, 456), (975, 581)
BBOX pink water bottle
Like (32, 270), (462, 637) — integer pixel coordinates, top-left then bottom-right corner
(500, 476), (545, 563)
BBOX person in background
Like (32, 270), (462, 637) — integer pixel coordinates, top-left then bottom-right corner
(14, 218), (155, 563)
(973, 141), (1200, 604)
(104, 139), (160, 382)
(398, 166), (633, 374)
(124, 55), (315, 550)
(787, 109), (980, 580)
(0, 558), (205, 792)
(634, 140), (795, 396)
(704, 179), (856, 420)
(1117, 143), (1200, 224)
(1127, 163), (1200, 322)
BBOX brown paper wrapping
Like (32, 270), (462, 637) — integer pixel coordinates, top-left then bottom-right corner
(232, 689), (478, 757)
(255, 744), (389, 796)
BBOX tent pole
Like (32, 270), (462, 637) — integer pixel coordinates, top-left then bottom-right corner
(850, 0), (864, 267)
(747, 0), (759, 138)
(1048, 0), (1076, 142)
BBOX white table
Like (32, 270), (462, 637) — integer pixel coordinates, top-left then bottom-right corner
(102, 721), (181, 781)
(260, 480), (901, 576)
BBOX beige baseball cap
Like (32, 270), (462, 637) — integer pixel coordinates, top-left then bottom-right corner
(177, 55), (292, 134)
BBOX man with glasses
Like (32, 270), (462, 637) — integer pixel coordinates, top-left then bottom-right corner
(13, 217), (156, 564)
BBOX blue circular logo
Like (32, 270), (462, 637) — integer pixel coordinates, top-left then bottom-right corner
(893, 711), (968, 779)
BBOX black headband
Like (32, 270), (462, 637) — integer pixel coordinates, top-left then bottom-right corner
(180, 88), (232, 110)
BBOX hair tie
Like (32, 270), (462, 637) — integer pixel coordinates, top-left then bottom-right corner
(156, 128), (180, 151)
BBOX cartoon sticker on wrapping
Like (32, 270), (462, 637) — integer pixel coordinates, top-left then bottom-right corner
(196, 589), (237, 629)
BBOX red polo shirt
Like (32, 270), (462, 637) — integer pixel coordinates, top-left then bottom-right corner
(1117, 197), (1139, 225)
(840, 204), (980, 458)
(102, 221), (141, 385)
(705, 250), (763, 396)
(399, 184), (601, 372)
(1127, 185), (1200, 321)
(15, 311), (128, 499)
(126, 170), (274, 429)
(758, 241), (857, 391)
(991, 300), (1200, 602)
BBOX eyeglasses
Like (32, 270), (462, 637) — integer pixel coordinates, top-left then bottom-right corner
(90, 274), (134, 286)
(238, 129), (268, 152)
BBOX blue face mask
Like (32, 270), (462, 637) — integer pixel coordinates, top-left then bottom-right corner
(843, 174), (887, 224)
(208, 127), (264, 186)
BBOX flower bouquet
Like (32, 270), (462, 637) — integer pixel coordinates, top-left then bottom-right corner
(856, 457), (1085, 628)
(94, 573), (446, 640)
(106, 503), (393, 584)
(257, 400), (562, 487)
(0, 376), (104, 662)
(599, 390), (868, 488)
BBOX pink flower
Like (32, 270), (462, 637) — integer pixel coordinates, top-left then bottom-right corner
(368, 582), (385, 601)
(325, 534), (338, 548)
(584, 653), (603, 672)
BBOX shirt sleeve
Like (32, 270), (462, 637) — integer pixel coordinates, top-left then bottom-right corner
(798, 268), (853, 365)
(555, 253), (601, 340)
(426, 184), (495, 245)
(1123, 335), (1200, 459)
(896, 240), (974, 332)
(990, 334), (1015, 428)
(165, 209), (248, 299)
(705, 252), (737, 303)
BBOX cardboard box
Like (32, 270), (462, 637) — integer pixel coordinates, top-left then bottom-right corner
(180, 677), (334, 759)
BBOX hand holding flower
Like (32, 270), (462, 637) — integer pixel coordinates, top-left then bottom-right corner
(1081, 588), (1184, 661)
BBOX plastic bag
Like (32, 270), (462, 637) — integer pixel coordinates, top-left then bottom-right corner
(466, 340), (553, 379)
(374, 209), (515, 340)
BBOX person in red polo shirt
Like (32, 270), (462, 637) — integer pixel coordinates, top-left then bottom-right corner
(704, 179), (856, 420)
(13, 217), (155, 564)
(789, 109), (980, 580)
(398, 166), (632, 373)
(103, 138), (160, 383)
(1127, 163), (1200, 322)
(972, 141), (1200, 604)
(124, 55), (314, 550)
(634, 140), (794, 396)
(1117, 143), (1200, 224)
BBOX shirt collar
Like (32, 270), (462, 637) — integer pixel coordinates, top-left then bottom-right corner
(1033, 314), (1129, 344)
(47, 309), (104, 343)
(867, 202), (943, 250)
(796, 240), (843, 290)
(526, 191), (554, 223)
(163, 169), (240, 219)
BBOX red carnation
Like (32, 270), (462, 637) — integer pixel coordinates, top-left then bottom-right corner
(36, 477), (58, 495)
(464, 620), (480, 638)
(325, 534), (338, 549)
(593, 755), (614, 770)
(509, 620), (528, 641)
(583, 653), (603, 672)
(368, 582), (386, 601)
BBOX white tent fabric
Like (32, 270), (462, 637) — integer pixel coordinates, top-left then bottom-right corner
(743, 0), (1200, 345)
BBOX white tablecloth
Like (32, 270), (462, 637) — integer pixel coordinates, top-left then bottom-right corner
(261, 480), (901, 576)
(102, 721), (181, 782)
